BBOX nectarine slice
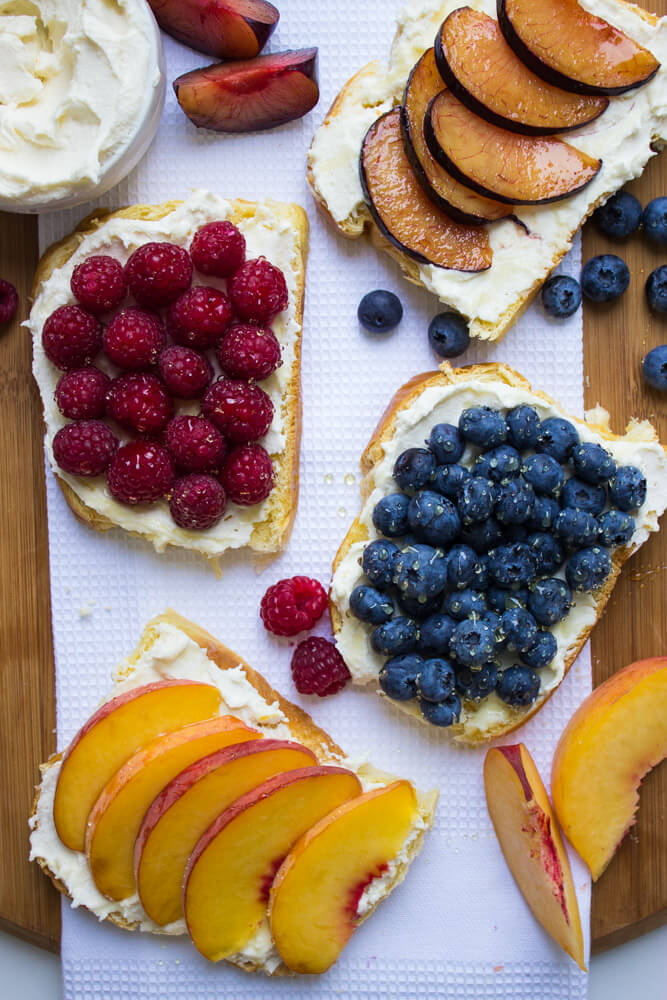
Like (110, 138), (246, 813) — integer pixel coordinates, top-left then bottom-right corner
(484, 744), (585, 969)
(147, 0), (279, 61)
(53, 681), (222, 851)
(183, 766), (361, 961)
(552, 657), (667, 880)
(85, 717), (258, 901)
(268, 781), (418, 974)
(135, 739), (317, 926)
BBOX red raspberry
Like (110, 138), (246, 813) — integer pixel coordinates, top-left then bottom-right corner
(158, 345), (212, 399)
(124, 242), (192, 308)
(54, 367), (110, 420)
(165, 414), (227, 472)
(0, 278), (18, 325)
(106, 372), (173, 435)
(169, 474), (227, 530)
(201, 378), (273, 443)
(219, 443), (273, 505)
(260, 577), (328, 637)
(103, 307), (165, 370)
(166, 286), (232, 349)
(52, 420), (118, 477)
(42, 305), (102, 371)
(107, 440), (175, 505)
(217, 324), (282, 380)
(190, 221), (246, 278)
(228, 258), (288, 324)
(70, 255), (126, 314)
(291, 637), (351, 697)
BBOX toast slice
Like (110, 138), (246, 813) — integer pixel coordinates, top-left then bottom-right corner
(29, 611), (437, 976)
(329, 363), (667, 744)
(307, 0), (666, 342)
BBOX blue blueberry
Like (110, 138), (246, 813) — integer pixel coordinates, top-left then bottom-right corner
(460, 516), (504, 553)
(459, 406), (508, 448)
(581, 253), (630, 302)
(473, 554), (490, 590)
(571, 442), (616, 485)
(566, 546), (612, 592)
(417, 658), (456, 701)
(609, 465), (647, 512)
(642, 196), (667, 247)
(520, 630), (558, 668)
(349, 585), (394, 625)
(432, 463), (471, 499)
(541, 275), (582, 318)
(527, 531), (564, 575)
(554, 508), (600, 548)
(495, 477), (535, 525)
(456, 662), (498, 701)
(498, 608), (538, 653)
(474, 444), (522, 483)
(393, 448), (435, 491)
(396, 591), (442, 621)
(526, 495), (561, 532)
(416, 613), (457, 655)
(379, 654), (422, 700)
(561, 477), (606, 516)
(592, 191), (642, 239)
(362, 539), (400, 588)
(597, 509), (635, 548)
(487, 585), (528, 614)
(408, 490), (461, 546)
(488, 542), (537, 589)
(507, 405), (541, 450)
(537, 417), (579, 462)
(443, 588), (487, 620)
(371, 617), (419, 656)
(428, 311), (470, 358)
(646, 265), (667, 314)
(458, 477), (495, 524)
(527, 578), (571, 626)
(393, 543), (447, 601)
(428, 423), (464, 464)
(358, 290), (403, 333)
(642, 345), (667, 391)
(372, 493), (410, 537)
(450, 618), (496, 667)
(445, 544), (479, 591)
(419, 693), (461, 726)
(497, 665), (540, 706)
(522, 453), (564, 497)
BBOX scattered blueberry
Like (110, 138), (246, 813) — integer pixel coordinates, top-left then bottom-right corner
(497, 665), (540, 706)
(450, 618), (496, 667)
(592, 191), (642, 239)
(428, 311), (470, 358)
(396, 591), (442, 621)
(642, 345), (667, 391)
(358, 290), (403, 333)
(522, 453), (564, 497)
(349, 585), (394, 625)
(597, 509), (634, 548)
(432, 463), (471, 499)
(443, 588), (487, 620)
(408, 491), (461, 546)
(565, 546), (612, 592)
(494, 477), (535, 525)
(459, 406), (508, 448)
(460, 516), (504, 553)
(473, 444), (521, 482)
(609, 465), (647, 512)
(537, 417), (579, 462)
(429, 422), (464, 464)
(561, 477), (606, 516)
(646, 265), (667, 314)
(571, 442), (616, 485)
(527, 531), (564, 575)
(372, 493), (410, 537)
(642, 196), (667, 247)
(554, 508), (600, 548)
(581, 254), (630, 303)
(419, 693), (461, 726)
(527, 578), (571, 626)
(520, 629), (558, 668)
(507, 405), (541, 450)
(371, 617), (419, 656)
(379, 654), (422, 700)
(393, 448), (435, 491)
(458, 477), (495, 524)
(488, 542), (537, 589)
(541, 275), (582, 318)
(445, 544), (479, 591)
(456, 662), (498, 701)
(393, 543), (447, 601)
(498, 608), (538, 653)
(417, 658), (456, 701)
(487, 585), (528, 614)
(362, 539), (400, 589)
(416, 613), (457, 656)
(526, 495), (561, 533)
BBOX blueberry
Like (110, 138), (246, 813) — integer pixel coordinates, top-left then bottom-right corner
(473, 554), (490, 590)
(419, 693), (461, 726)
(527, 578), (572, 626)
(566, 546), (612, 592)
(592, 191), (642, 239)
(362, 539), (400, 589)
(527, 531), (564, 575)
(507, 405), (541, 450)
(416, 613), (457, 655)
(445, 544), (479, 591)
(429, 423), (464, 464)
(495, 477), (535, 525)
(371, 618), (419, 656)
(432, 463), (471, 499)
(393, 543), (447, 601)
(349, 585), (394, 625)
(642, 196), (667, 247)
(646, 265), (667, 314)
(571, 442), (616, 485)
(372, 493), (410, 537)
(581, 254), (630, 303)
(537, 417), (579, 462)
(609, 465), (647, 512)
(358, 290), (403, 333)
(522, 453), (564, 497)
(597, 509), (635, 548)
(487, 585), (528, 614)
(488, 542), (537, 589)
(473, 445), (521, 482)
(408, 491), (461, 546)
(526, 495), (560, 533)
(393, 448), (436, 492)
(460, 516), (504, 554)
(459, 406), (508, 448)
(497, 665), (540, 706)
(450, 618), (496, 667)
(520, 630), (558, 668)
(456, 662), (498, 701)
(417, 658), (456, 701)
(443, 588), (487, 620)
(379, 654), (422, 700)
(498, 608), (538, 653)
(458, 477), (495, 524)
(561, 477), (606, 516)
(642, 345), (667, 391)
(396, 591), (442, 621)
(541, 275), (582, 318)
(428, 311), (470, 358)
(554, 508), (600, 548)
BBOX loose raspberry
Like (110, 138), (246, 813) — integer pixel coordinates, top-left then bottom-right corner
(201, 378), (273, 443)
(54, 367), (110, 420)
(291, 637), (351, 696)
(158, 345), (212, 399)
(0, 278), (18, 325)
(166, 285), (232, 349)
(70, 255), (126, 314)
(217, 324), (282, 381)
(219, 443), (274, 505)
(190, 220), (246, 277)
(107, 440), (175, 505)
(260, 577), (328, 637)
(106, 372), (173, 435)
(42, 305), (102, 371)
(52, 420), (118, 477)
(103, 307), (165, 370)
(165, 414), (227, 473)
(124, 242), (192, 308)
(228, 257), (288, 324)
(169, 474), (227, 530)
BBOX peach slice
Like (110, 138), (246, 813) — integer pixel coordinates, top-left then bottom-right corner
(147, 0), (279, 61)
(53, 681), (222, 851)
(135, 739), (317, 926)
(268, 781), (418, 974)
(484, 744), (585, 969)
(183, 766), (361, 961)
(552, 657), (667, 880)
(85, 717), (258, 901)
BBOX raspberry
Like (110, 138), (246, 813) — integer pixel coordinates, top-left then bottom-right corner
(165, 414), (227, 472)
(70, 255), (126, 314)
(107, 440), (175, 505)
(166, 286), (233, 349)
(260, 577), (328, 637)
(54, 367), (110, 420)
(0, 278), (18, 325)
(190, 221), (246, 277)
(103, 307), (165, 370)
(219, 443), (274, 505)
(42, 305), (102, 371)
(158, 345), (212, 399)
(228, 258), (288, 324)
(201, 378), (273, 443)
(217, 324), (282, 380)
(106, 372), (173, 434)
(169, 474), (227, 530)
(52, 420), (118, 477)
(290, 637), (351, 696)
(125, 242), (192, 308)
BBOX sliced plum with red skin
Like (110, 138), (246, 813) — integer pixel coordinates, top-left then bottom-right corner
(360, 110), (492, 273)
(498, 0), (660, 96)
(401, 49), (514, 225)
(425, 90), (601, 205)
(147, 0), (279, 60)
(174, 49), (319, 134)
(435, 7), (608, 135)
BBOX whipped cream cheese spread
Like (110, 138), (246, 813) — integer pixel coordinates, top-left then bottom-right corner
(0, 0), (163, 208)
(308, 0), (667, 331)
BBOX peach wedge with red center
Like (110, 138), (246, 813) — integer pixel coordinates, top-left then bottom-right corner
(552, 657), (667, 881)
(268, 780), (418, 974)
(484, 743), (585, 970)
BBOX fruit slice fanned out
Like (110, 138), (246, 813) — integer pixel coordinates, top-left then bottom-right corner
(360, 110), (492, 272)
(498, 0), (660, 96)
(147, 0), (279, 60)
(173, 49), (319, 133)
(425, 90), (601, 205)
(401, 50), (514, 224)
(435, 8), (608, 135)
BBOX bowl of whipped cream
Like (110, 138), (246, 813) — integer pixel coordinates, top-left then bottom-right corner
(0, 0), (165, 213)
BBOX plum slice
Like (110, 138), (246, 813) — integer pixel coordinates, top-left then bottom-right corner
(425, 90), (601, 205)
(401, 49), (513, 225)
(435, 8), (608, 135)
(360, 110), (492, 273)
(498, 0), (660, 96)
(147, 0), (279, 60)
(174, 49), (319, 133)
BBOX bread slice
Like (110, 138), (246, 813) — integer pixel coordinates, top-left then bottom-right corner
(330, 362), (667, 744)
(28, 195), (309, 563)
(307, 0), (666, 342)
(29, 611), (438, 976)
